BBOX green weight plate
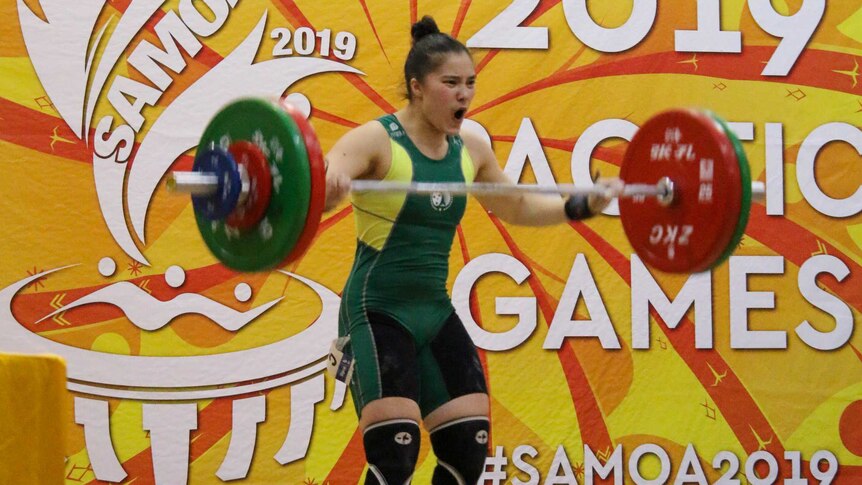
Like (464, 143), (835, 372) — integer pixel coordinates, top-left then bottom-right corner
(708, 111), (752, 270)
(280, 100), (325, 265)
(195, 98), (311, 272)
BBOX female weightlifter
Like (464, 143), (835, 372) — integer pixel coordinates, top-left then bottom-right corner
(324, 15), (620, 485)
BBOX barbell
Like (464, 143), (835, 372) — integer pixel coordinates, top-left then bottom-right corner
(167, 97), (765, 273)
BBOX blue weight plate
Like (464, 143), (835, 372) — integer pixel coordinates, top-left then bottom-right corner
(191, 146), (242, 220)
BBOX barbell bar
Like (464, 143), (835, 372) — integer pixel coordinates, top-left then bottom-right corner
(169, 172), (765, 203)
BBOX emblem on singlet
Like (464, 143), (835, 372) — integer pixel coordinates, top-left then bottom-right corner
(430, 191), (453, 211)
(388, 122), (404, 138)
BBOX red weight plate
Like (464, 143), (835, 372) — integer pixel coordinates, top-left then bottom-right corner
(279, 99), (326, 264)
(619, 109), (743, 273)
(226, 141), (273, 230)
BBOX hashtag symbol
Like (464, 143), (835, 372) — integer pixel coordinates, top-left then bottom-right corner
(479, 446), (507, 484)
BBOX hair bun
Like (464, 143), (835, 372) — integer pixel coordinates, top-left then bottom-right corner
(411, 15), (440, 44)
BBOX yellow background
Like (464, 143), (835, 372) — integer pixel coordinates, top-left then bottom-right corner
(1, 0), (861, 483)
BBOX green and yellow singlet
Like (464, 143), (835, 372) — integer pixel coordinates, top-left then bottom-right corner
(339, 114), (475, 345)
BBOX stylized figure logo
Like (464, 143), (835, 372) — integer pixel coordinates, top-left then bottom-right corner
(0, 264), (342, 482)
(17, 3), (362, 265)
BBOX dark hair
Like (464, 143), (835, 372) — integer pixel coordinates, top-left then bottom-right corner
(404, 16), (471, 100)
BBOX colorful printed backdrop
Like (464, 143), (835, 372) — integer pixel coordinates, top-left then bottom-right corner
(1, 0), (861, 483)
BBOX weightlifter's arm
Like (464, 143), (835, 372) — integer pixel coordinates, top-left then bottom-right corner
(463, 130), (620, 226)
(323, 122), (389, 212)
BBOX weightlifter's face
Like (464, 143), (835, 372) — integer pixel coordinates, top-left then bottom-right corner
(413, 52), (476, 136)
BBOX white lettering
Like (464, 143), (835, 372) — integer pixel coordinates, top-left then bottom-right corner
(94, 116), (135, 162)
(106, 76), (162, 132)
(797, 123), (862, 218)
(503, 118), (558, 188)
(674, 0), (742, 53)
(796, 255), (853, 350)
(631, 256), (713, 349)
(730, 256), (787, 349)
(562, 0), (657, 52)
(127, 11), (202, 90)
(544, 254), (621, 350)
(453, 254), (537, 351)
(571, 119), (637, 216)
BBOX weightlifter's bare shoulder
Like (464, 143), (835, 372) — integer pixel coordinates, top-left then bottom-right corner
(326, 120), (391, 180)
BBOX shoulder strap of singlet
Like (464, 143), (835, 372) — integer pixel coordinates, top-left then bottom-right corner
(377, 114), (464, 161)
(377, 114), (406, 140)
(449, 133), (463, 152)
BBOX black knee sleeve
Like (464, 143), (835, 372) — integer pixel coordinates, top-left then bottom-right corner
(363, 419), (420, 485)
(430, 416), (490, 485)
